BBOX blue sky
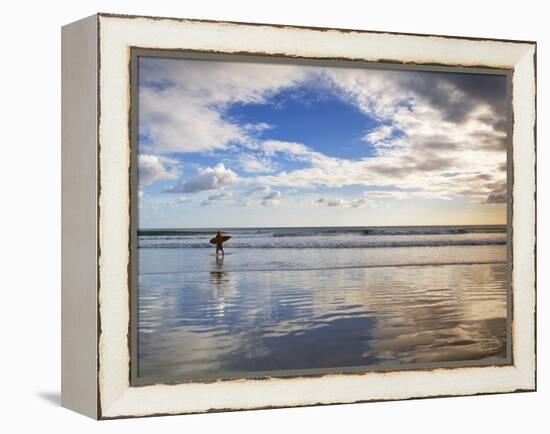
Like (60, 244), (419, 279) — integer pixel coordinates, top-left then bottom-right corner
(224, 84), (381, 160)
(137, 57), (508, 229)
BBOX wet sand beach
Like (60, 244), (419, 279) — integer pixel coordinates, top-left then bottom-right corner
(136, 226), (509, 382)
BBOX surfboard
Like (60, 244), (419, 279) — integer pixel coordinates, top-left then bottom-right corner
(209, 235), (231, 245)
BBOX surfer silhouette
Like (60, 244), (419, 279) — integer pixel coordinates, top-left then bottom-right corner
(215, 231), (225, 256)
(210, 230), (231, 257)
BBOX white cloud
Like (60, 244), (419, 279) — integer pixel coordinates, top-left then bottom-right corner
(166, 195), (192, 207)
(258, 139), (338, 169)
(200, 191), (235, 207)
(251, 71), (507, 205)
(140, 89), (244, 153)
(246, 185), (271, 196)
(317, 197), (368, 208)
(235, 199), (253, 207)
(166, 163), (239, 193)
(239, 153), (277, 173)
(139, 58), (309, 154)
(364, 125), (395, 144)
(317, 197), (343, 207)
(208, 192), (234, 201)
(261, 190), (282, 207)
(140, 58), (507, 207)
(242, 122), (273, 134)
(138, 154), (180, 186)
(362, 190), (410, 200)
(261, 140), (311, 157)
(350, 198), (369, 208)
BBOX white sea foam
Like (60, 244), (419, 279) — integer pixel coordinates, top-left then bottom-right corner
(138, 226), (507, 249)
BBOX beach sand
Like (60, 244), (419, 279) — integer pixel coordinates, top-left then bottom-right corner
(136, 241), (508, 382)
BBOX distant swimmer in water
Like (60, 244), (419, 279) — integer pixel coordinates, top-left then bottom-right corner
(209, 230), (232, 257)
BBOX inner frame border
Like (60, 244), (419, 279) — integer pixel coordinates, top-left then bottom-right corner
(128, 47), (514, 387)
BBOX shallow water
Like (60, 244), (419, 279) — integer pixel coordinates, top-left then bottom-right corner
(136, 243), (508, 382)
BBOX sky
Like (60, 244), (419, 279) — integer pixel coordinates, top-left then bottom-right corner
(137, 56), (508, 229)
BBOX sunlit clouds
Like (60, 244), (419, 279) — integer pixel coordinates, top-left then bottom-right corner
(137, 56), (508, 228)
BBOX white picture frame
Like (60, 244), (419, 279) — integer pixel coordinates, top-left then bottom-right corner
(61, 13), (536, 419)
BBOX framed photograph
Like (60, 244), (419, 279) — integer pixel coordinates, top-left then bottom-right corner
(61, 13), (536, 419)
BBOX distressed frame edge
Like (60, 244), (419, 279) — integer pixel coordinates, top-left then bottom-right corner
(95, 11), (537, 46)
(95, 14), (537, 420)
(61, 13), (100, 420)
(129, 48), (515, 387)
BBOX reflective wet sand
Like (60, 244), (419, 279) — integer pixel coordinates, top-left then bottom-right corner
(137, 246), (508, 382)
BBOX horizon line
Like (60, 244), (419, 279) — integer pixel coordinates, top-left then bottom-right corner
(138, 223), (507, 231)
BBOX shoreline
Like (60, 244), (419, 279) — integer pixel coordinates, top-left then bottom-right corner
(138, 223), (507, 236)
(138, 260), (507, 276)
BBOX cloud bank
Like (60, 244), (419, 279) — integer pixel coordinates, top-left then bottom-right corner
(166, 163), (240, 193)
(138, 56), (508, 223)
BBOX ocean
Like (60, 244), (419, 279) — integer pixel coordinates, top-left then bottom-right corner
(136, 225), (509, 382)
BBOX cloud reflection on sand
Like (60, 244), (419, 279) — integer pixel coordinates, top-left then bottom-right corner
(137, 255), (507, 381)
